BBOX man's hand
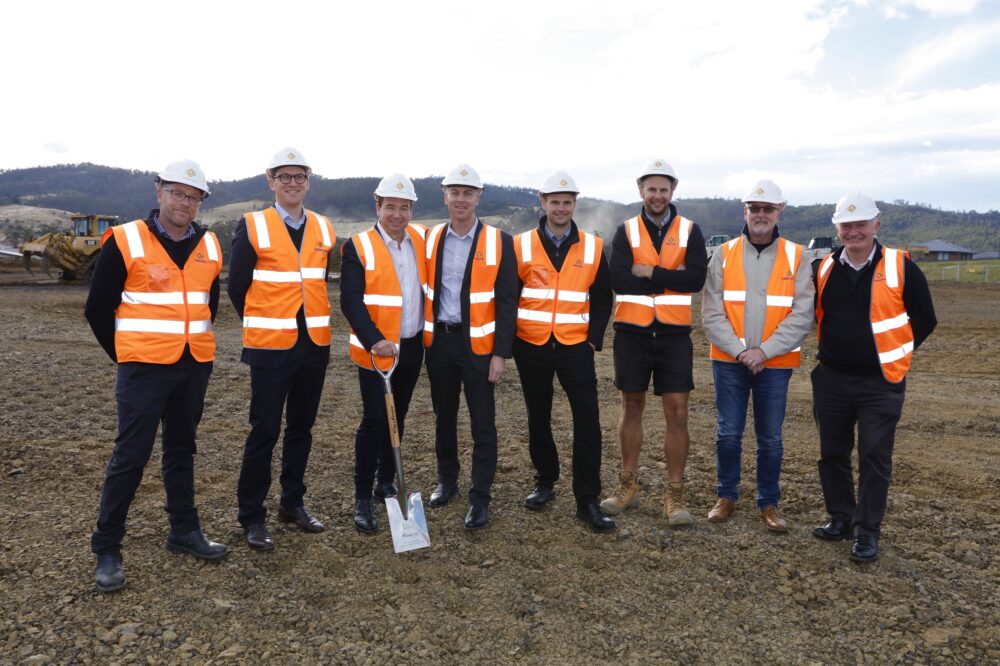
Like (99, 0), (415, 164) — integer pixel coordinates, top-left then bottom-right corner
(371, 339), (398, 357)
(631, 263), (655, 279)
(738, 347), (767, 374)
(488, 355), (506, 383)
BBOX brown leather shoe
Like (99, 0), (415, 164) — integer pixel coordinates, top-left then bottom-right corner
(760, 506), (788, 532)
(707, 498), (737, 523)
(277, 505), (325, 533)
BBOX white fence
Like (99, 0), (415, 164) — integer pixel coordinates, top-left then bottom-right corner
(921, 262), (1000, 283)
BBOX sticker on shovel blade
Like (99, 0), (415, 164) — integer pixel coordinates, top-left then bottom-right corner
(385, 492), (431, 553)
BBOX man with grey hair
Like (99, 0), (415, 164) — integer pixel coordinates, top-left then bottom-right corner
(701, 179), (814, 532)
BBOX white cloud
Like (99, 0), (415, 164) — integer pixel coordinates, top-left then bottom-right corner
(891, 20), (1000, 89)
(883, 0), (981, 18)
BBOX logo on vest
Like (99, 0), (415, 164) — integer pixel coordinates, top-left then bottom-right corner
(194, 251), (210, 263)
(474, 251), (484, 261)
(666, 236), (677, 246)
(781, 270), (794, 280)
(573, 258), (583, 268)
(874, 271), (885, 282)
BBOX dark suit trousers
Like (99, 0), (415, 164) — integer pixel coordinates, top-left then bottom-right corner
(354, 335), (424, 499)
(811, 363), (905, 537)
(92, 362), (211, 555)
(513, 338), (603, 506)
(425, 328), (497, 506)
(237, 354), (328, 527)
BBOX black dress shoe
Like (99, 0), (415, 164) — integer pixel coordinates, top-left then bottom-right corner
(373, 480), (398, 501)
(812, 518), (852, 541)
(353, 498), (377, 534)
(245, 524), (274, 551)
(850, 534), (879, 562)
(524, 485), (556, 511)
(166, 530), (228, 560)
(464, 504), (489, 530)
(429, 482), (459, 508)
(277, 505), (325, 533)
(576, 502), (616, 533)
(95, 553), (126, 593)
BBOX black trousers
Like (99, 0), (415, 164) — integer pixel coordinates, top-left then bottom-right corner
(513, 337), (602, 506)
(811, 363), (905, 537)
(237, 354), (328, 527)
(354, 335), (424, 499)
(425, 328), (497, 506)
(92, 361), (212, 555)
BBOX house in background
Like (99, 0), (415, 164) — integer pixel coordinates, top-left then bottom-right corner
(917, 239), (976, 262)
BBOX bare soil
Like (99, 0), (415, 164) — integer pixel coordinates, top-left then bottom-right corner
(1, 274), (998, 664)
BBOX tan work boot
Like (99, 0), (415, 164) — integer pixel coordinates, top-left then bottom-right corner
(664, 481), (693, 526)
(599, 471), (641, 516)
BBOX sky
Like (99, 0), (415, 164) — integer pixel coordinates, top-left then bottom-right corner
(4, 0), (1000, 211)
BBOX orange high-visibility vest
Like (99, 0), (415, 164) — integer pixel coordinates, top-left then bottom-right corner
(111, 220), (222, 363)
(710, 236), (803, 368)
(613, 214), (694, 326)
(242, 208), (335, 349)
(816, 247), (914, 383)
(423, 222), (501, 355)
(348, 224), (427, 370)
(514, 228), (601, 345)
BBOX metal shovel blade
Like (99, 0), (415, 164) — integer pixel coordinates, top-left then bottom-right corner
(385, 492), (430, 553)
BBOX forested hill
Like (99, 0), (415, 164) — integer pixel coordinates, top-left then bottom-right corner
(1, 163), (997, 251)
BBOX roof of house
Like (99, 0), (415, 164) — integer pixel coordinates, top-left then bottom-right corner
(921, 239), (976, 254)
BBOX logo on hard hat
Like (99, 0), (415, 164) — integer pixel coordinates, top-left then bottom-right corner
(186, 168), (196, 177)
(460, 169), (469, 177)
(395, 182), (404, 191)
(756, 188), (765, 195)
(655, 161), (663, 167)
(560, 179), (568, 187)
(848, 204), (857, 212)
(287, 152), (296, 159)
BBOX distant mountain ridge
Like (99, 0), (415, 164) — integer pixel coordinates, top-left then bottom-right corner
(1, 163), (997, 253)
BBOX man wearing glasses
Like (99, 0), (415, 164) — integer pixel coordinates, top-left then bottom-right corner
(701, 179), (813, 532)
(86, 160), (227, 592)
(228, 148), (336, 551)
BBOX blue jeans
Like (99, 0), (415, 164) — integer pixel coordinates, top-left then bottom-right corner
(712, 361), (792, 509)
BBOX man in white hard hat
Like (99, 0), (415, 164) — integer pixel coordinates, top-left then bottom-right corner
(701, 179), (814, 532)
(228, 147), (336, 551)
(602, 159), (708, 526)
(340, 174), (426, 533)
(85, 159), (227, 592)
(512, 171), (615, 532)
(811, 191), (935, 562)
(423, 163), (518, 530)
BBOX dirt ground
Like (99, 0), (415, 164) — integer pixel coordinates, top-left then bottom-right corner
(1, 269), (998, 665)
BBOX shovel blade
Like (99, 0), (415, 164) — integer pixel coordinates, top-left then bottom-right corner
(385, 492), (431, 553)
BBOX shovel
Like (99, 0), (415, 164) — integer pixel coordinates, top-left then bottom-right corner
(371, 352), (431, 553)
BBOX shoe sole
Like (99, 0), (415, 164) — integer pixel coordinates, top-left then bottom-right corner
(667, 512), (693, 527)
(707, 513), (733, 523)
(599, 497), (639, 516)
(576, 514), (616, 533)
(850, 553), (878, 562)
(464, 522), (488, 531)
(812, 530), (852, 542)
(353, 522), (378, 535)
(96, 579), (126, 593)
(246, 541), (274, 552)
(524, 498), (554, 511)
(165, 543), (229, 560)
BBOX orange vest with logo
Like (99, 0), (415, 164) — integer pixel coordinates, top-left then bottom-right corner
(111, 220), (221, 363)
(423, 222), (501, 355)
(242, 207), (335, 349)
(816, 248), (914, 383)
(514, 228), (601, 345)
(348, 224), (428, 370)
(710, 236), (803, 368)
(613, 215), (693, 326)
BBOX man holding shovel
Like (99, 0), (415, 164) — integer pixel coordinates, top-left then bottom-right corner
(341, 174), (426, 534)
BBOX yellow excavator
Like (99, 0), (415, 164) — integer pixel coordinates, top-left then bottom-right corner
(20, 214), (121, 281)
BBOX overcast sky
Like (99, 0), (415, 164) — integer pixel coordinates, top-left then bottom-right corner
(4, 0), (1000, 211)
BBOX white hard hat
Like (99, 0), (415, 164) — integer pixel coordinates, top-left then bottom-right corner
(742, 179), (785, 205)
(375, 173), (418, 202)
(158, 159), (210, 197)
(832, 191), (879, 224)
(638, 158), (678, 184)
(539, 171), (580, 195)
(268, 147), (311, 172)
(441, 163), (483, 189)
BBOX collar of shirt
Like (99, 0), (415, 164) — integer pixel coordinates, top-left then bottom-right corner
(375, 221), (412, 250)
(542, 220), (571, 247)
(274, 202), (306, 230)
(839, 242), (878, 271)
(640, 206), (675, 230)
(446, 218), (480, 240)
(152, 211), (195, 241)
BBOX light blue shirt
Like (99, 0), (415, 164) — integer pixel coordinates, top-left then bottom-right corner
(274, 202), (306, 230)
(375, 222), (423, 339)
(543, 223), (569, 248)
(438, 219), (480, 324)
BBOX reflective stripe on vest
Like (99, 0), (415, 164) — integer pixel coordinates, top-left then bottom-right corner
(816, 248), (914, 383)
(514, 228), (601, 345)
(348, 224), (427, 370)
(112, 220), (221, 363)
(242, 208), (335, 349)
(613, 215), (693, 326)
(423, 222), (501, 354)
(709, 236), (803, 368)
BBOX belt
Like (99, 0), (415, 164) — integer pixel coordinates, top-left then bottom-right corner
(436, 322), (462, 333)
